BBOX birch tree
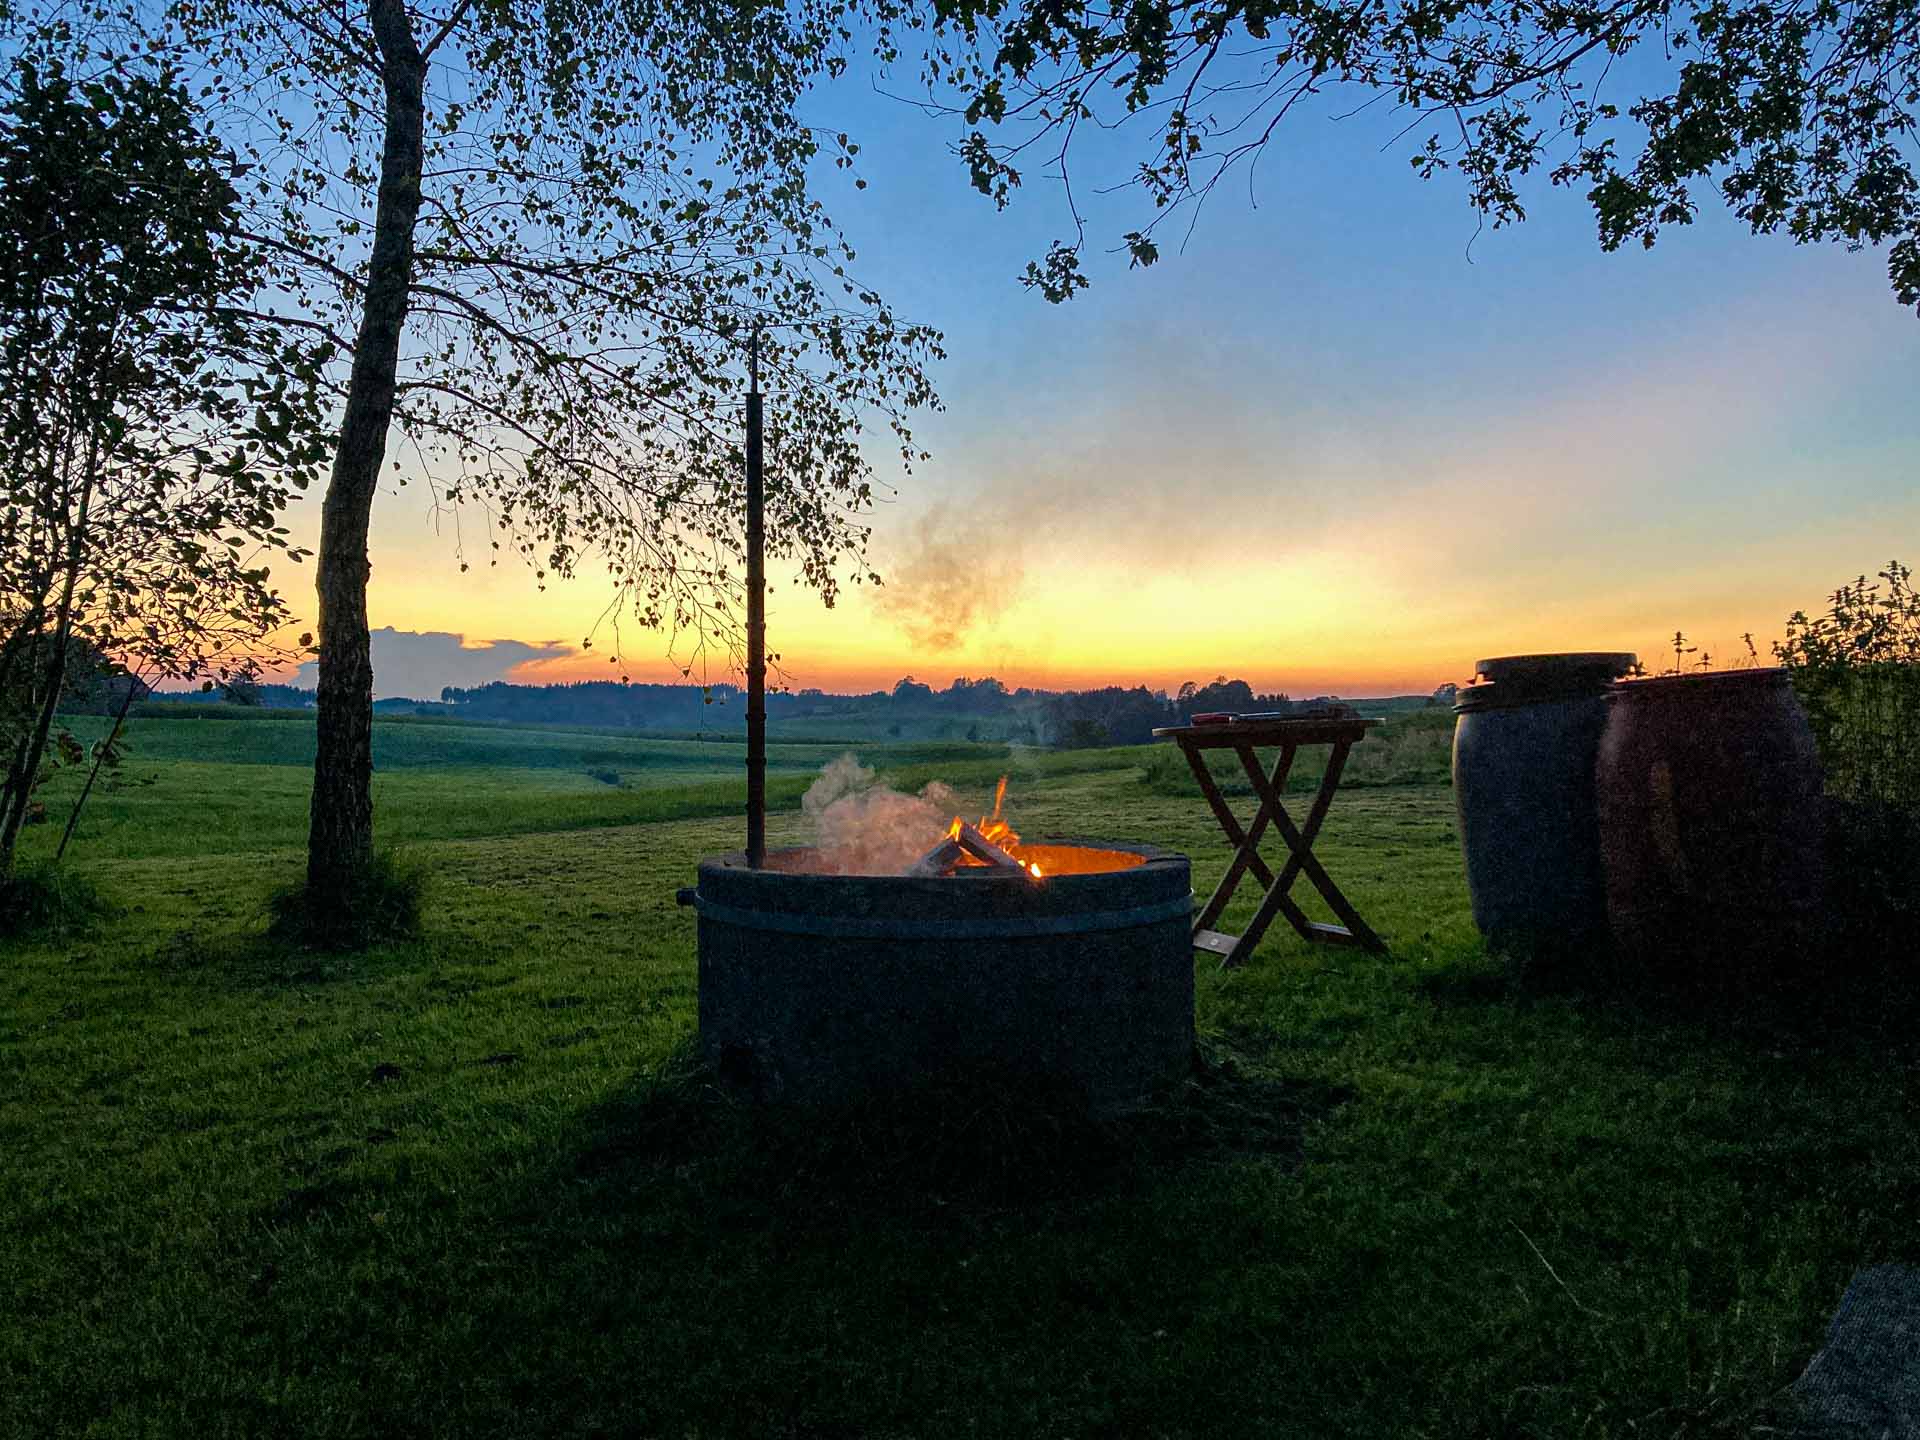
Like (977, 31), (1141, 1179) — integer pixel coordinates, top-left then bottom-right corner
(42, 0), (944, 921)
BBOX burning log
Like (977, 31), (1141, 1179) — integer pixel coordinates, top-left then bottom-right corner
(954, 820), (1028, 873)
(904, 821), (1038, 879)
(904, 837), (967, 877)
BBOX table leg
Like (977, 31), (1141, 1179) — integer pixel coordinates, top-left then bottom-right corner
(1190, 742), (1295, 935)
(1239, 740), (1386, 953)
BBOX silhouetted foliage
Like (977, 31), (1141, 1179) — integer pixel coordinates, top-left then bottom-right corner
(95, 0), (943, 915)
(1172, 676), (1296, 721)
(0, 33), (327, 877)
(1772, 562), (1920, 957)
(414, 673), (1389, 746)
(440, 680), (746, 728)
(1047, 686), (1172, 747)
(219, 666), (265, 708)
(61, 663), (152, 717)
(1776, 560), (1920, 810)
(919, 0), (1920, 312)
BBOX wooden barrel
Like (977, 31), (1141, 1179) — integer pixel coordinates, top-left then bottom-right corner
(1595, 669), (1826, 983)
(1452, 653), (1636, 969)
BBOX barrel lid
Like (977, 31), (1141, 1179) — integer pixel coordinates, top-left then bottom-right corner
(1608, 666), (1791, 696)
(1456, 651), (1640, 713)
(1475, 653), (1638, 684)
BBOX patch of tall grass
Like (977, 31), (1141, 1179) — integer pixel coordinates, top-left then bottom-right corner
(0, 861), (106, 938)
(267, 849), (427, 951)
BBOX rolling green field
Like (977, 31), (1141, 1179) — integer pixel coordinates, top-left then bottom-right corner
(4, 714), (1915, 1437)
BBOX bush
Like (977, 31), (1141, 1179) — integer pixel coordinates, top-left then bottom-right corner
(1794, 664), (1920, 806)
(1777, 561), (1920, 810)
(268, 850), (427, 951)
(1826, 798), (1920, 959)
(0, 863), (105, 939)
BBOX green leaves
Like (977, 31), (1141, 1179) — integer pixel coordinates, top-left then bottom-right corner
(925, 0), (1920, 312)
(0, 16), (328, 869)
(1020, 240), (1089, 301)
(144, 0), (945, 688)
(1776, 561), (1920, 807)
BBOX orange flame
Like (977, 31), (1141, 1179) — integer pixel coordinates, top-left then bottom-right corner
(949, 775), (1043, 877)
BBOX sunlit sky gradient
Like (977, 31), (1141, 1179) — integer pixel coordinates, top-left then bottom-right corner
(273, 57), (1919, 700)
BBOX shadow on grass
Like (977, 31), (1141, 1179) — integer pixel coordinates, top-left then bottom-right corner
(138, 922), (432, 988)
(1419, 799), (1920, 1051)
(267, 849), (427, 952)
(30, 1001), (1866, 1436)
(209, 1042), (1354, 1433)
(1414, 922), (1920, 1057)
(572, 1042), (1351, 1221)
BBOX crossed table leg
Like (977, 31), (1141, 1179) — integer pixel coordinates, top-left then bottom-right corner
(1178, 735), (1387, 967)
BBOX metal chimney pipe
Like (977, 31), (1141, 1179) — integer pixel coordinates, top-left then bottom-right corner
(745, 330), (766, 868)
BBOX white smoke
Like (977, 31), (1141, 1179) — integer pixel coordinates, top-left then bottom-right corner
(872, 504), (1027, 653)
(799, 753), (956, 875)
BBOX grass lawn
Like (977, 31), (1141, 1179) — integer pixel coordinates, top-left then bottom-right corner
(4, 731), (1916, 1437)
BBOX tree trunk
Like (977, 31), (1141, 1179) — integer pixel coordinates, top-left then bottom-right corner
(306, 0), (425, 907)
(0, 436), (95, 879)
(0, 627), (44, 853)
(0, 738), (32, 878)
(57, 668), (140, 862)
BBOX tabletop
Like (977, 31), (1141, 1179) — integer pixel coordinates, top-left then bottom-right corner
(1152, 716), (1379, 749)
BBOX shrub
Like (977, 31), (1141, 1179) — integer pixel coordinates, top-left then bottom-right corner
(268, 850), (427, 951)
(0, 862), (105, 939)
(1825, 799), (1920, 958)
(1776, 561), (1920, 810)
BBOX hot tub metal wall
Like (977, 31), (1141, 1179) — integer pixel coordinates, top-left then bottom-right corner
(692, 842), (1195, 1115)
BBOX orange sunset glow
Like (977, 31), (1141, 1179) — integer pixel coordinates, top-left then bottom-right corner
(253, 258), (1918, 705)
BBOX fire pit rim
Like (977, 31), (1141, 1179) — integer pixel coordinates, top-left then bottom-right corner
(698, 835), (1185, 880)
(685, 837), (1193, 940)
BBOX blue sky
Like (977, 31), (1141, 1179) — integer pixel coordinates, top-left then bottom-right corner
(347, 43), (1919, 699)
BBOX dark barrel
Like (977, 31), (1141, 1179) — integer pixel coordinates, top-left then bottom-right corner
(1452, 652), (1638, 966)
(688, 842), (1194, 1115)
(1596, 668), (1826, 981)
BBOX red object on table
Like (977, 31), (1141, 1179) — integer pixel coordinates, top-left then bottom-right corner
(1151, 715), (1389, 966)
(1190, 711), (1235, 725)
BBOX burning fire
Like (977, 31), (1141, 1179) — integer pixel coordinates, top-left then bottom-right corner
(947, 776), (1044, 878)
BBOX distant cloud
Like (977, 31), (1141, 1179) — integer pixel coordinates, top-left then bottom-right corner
(293, 627), (578, 700)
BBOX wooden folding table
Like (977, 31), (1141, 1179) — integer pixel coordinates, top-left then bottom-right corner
(1152, 716), (1388, 966)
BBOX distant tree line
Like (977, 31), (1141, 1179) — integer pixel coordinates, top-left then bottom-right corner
(1047, 676), (1328, 748)
(430, 674), (1324, 745)
(127, 671), (1373, 748)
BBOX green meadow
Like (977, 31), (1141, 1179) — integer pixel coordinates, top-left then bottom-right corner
(4, 710), (1915, 1437)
